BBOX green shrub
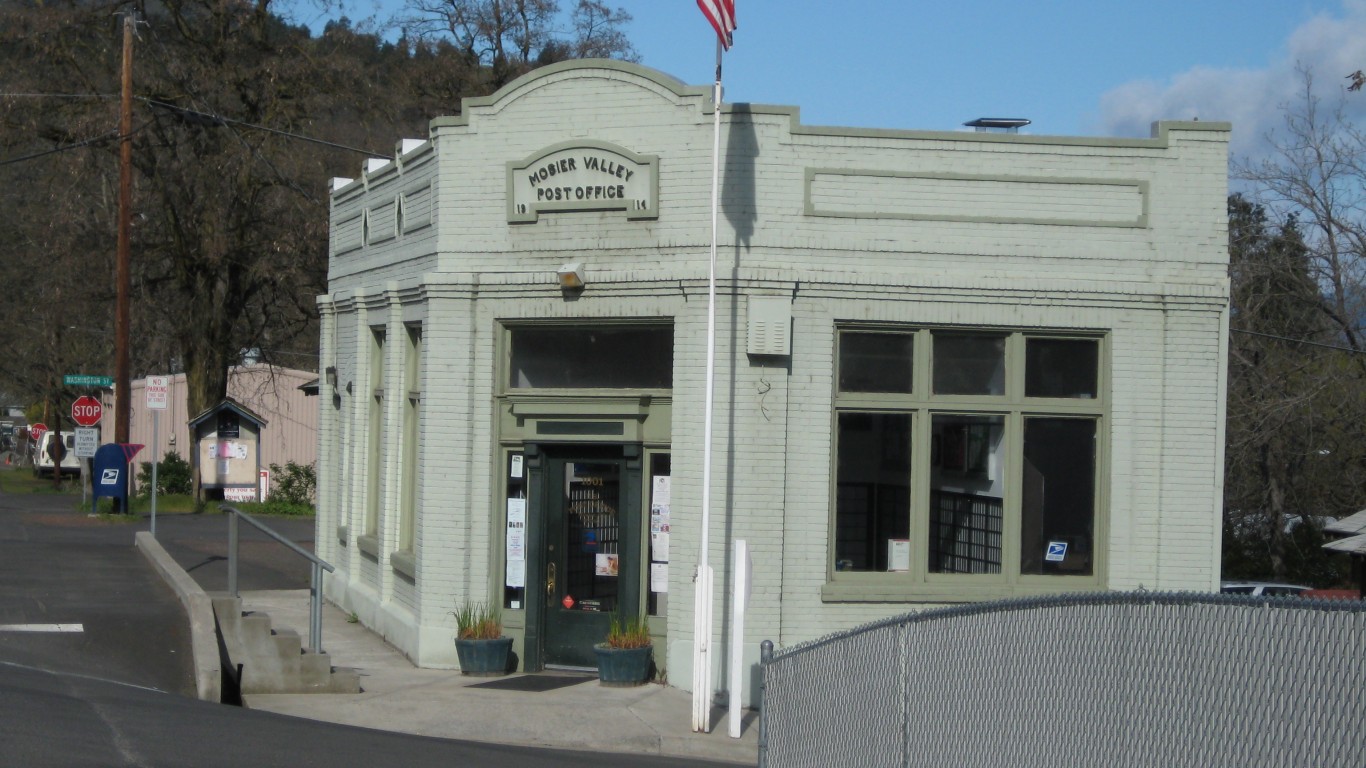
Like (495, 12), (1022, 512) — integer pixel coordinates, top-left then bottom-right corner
(605, 613), (651, 649)
(268, 461), (316, 505)
(230, 499), (314, 517)
(453, 601), (503, 640)
(137, 450), (193, 496)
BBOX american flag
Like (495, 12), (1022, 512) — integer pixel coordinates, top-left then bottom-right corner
(696, 0), (736, 50)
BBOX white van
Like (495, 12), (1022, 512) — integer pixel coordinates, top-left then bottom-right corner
(35, 432), (81, 477)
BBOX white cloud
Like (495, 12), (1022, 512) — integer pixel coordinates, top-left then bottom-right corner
(1097, 1), (1366, 163)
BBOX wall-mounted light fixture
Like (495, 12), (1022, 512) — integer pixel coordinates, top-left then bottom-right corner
(557, 262), (586, 290)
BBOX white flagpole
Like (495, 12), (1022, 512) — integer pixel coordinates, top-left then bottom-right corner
(693, 36), (724, 734)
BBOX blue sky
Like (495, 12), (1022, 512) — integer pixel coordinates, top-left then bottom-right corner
(294, 0), (1366, 160)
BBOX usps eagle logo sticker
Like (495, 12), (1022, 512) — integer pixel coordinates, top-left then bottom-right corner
(1045, 541), (1068, 562)
(100, 469), (120, 486)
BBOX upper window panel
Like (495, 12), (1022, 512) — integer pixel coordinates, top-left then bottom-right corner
(509, 326), (673, 388)
(839, 332), (914, 393)
(933, 332), (1006, 396)
(1025, 338), (1099, 399)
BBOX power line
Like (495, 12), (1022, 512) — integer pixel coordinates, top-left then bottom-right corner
(0, 93), (384, 165)
(0, 128), (122, 167)
(139, 98), (380, 156)
(1232, 328), (1365, 355)
(0, 93), (118, 100)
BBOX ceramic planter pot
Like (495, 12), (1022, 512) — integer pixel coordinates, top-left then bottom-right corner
(455, 636), (513, 676)
(593, 643), (653, 686)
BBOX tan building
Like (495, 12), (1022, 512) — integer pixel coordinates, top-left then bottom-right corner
(108, 364), (319, 495)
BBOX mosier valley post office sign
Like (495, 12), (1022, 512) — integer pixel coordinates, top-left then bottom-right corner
(508, 140), (659, 223)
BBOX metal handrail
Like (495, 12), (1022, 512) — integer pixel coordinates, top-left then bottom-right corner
(220, 504), (334, 653)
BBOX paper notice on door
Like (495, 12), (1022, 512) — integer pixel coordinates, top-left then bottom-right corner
(506, 498), (526, 562)
(595, 553), (619, 577)
(651, 530), (670, 562)
(506, 558), (525, 588)
(650, 562), (668, 593)
(651, 475), (670, 506)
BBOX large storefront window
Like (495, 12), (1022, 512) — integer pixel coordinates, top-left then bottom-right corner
(832, 328), (1104, 594)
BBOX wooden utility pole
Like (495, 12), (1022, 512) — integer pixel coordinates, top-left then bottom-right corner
(114, 14), (132, 446)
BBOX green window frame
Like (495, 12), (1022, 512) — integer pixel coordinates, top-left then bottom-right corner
(825, 327), (1107, 603)
(364, 326), (386, 543)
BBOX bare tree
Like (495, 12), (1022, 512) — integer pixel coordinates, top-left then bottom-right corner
(1226, 69), (1366, 583)
(1237, 69), (1366, 361)
(397, 0), (636, 90)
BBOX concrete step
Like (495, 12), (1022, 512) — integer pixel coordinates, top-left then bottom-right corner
(211, 593), (359, 695)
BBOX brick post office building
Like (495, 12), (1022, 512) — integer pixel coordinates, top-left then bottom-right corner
(316, 60), (1230, 703)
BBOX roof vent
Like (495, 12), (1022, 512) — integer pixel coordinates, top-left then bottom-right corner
(964, 117), (1031, 133)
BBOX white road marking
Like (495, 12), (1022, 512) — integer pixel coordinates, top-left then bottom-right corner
(0, 623), (84, 633)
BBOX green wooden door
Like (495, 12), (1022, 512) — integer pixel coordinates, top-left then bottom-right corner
(536, 446), (642, 669)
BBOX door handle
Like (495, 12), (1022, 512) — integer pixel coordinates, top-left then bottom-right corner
(546, 562), (557, 598)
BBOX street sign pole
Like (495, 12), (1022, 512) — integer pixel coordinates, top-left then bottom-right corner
(145, 376), (170, 538)
(150, 410), (159, 536)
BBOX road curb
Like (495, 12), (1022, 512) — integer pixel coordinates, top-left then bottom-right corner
(135, 531), (221, 702)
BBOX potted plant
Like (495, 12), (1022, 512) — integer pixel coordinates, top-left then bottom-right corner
(593, 613), (653, 686)
(453, 601), (512, 676)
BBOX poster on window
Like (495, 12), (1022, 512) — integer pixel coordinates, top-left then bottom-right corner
(650, 475), (671, 565)
(506, 559), (525, 588)
(651, 475), (670, 506)
(651, 562), (668, 593)
(506, 498), (526, 587)
(595, 553), (619, 577)
(886, 539), (911, 572)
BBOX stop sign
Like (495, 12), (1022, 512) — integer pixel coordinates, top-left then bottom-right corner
(28, 423), (47, 443)
(71, 396), (103, 427)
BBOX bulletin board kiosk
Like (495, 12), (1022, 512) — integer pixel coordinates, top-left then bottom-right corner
(189, 399), (266, 502)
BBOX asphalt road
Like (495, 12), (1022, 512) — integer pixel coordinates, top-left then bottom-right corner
(0, 477), (737, 767)
(0, 484), (195, 696)
(0, 661), (719, 768)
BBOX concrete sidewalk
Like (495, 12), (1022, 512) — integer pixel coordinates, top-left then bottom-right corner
(240, 590), (759, 766)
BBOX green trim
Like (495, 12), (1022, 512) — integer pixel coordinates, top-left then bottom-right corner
(509, 395), (653, 419)
(820, 579), (1104, 603)
(828, 328), (1109, 596)
(804, 168), (1150, 228)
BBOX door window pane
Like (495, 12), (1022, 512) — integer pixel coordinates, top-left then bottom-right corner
(933, 333), (1006, 395)
(835, 413), (911, 572)
(1020, 418), (1096, 575)
(563, 461), (620, 612)
(839, 332), (914, 393)
(510, 326), (673, 388)
(929, 415), (1005, 574)
(1025, 338), (1098, 399)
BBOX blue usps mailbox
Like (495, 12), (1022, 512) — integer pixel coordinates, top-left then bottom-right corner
(92, 443), (130, 512)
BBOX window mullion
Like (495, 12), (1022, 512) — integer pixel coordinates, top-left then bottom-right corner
(910, 409), (928, 580)
(1001, 410), (1024, 580)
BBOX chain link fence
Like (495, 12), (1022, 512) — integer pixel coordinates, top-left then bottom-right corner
(759, 592), (1366, 767)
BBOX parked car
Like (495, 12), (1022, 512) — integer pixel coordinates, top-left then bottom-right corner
(35, 432), (81, 478)
(1220, 581), (1312, 597)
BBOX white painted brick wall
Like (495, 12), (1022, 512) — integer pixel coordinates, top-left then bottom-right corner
(320, 62), (1230, 684)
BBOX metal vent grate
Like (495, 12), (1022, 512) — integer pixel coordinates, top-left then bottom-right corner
(747, 296), (792, 357)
